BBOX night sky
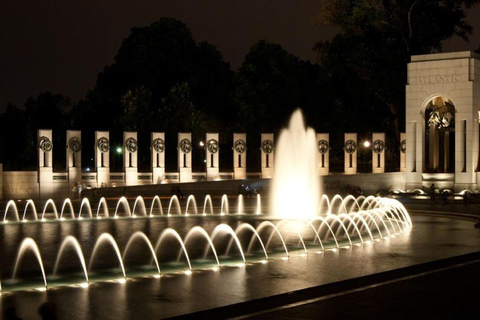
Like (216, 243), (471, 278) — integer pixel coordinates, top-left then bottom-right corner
(1, 1), (479, 112)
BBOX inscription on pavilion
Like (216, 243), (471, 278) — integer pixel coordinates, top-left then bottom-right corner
(411, 75), (460, 85)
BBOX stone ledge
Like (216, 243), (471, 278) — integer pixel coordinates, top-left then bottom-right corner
(411, 51), (480, 62)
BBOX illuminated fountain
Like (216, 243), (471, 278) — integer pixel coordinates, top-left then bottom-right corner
(1, 196), (411, 292)
(0, 110), (413, 293)
(1, 194), (262, 223)
(271, 109), (320, 219)
(0, 197), (412, 292)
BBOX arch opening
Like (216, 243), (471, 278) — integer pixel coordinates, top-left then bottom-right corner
(424, 96), (455, 173)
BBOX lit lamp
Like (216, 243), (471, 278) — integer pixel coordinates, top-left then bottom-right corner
(363, 140), (371, 171)
(198, 141), (206, 164)
(112, 146), (122, 172)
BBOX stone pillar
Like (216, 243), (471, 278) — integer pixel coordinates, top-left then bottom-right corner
(38, 129), (53, 197)
(205, 133), (219, 180)
(457, 117), (479, 190)
(344, 133), (357, 175)
(233, 133), (247, 180)
(124, 132), (138, 186)
(178, 133), (192, 182)
(405, 120), (421, 188)
(0, 163), (3, 200)
(400, 132), (406, 172)
(66, 130), (82, 191)
(261, 133), (274, 178)
(38, 129), (53, 170)
(317, 133), (329, 175)
(95, 131), (110, 187)
(372, 133), (386, 173)
(151, 132), (165, 184)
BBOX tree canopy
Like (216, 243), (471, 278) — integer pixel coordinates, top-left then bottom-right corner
(235, 40), (322, 132)
(316, 0), (479, 132)
(1, 10), (479, 171)
(72, 18), (233, 135)
(0, 92), (69, 170)
(315, 0), (479, 169)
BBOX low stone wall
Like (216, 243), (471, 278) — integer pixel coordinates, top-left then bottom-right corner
(3, 171), (40, 199)
(323, 172), (406, 195)
(81, 178), (268, 201)
(2, 171), (73, 200)
(82, 172), (406, 201)
(0, 168), (406, 201)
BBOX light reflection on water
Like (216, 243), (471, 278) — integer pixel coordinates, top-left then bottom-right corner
(0, 216), (261, 278)
(0, 214), (478, 319)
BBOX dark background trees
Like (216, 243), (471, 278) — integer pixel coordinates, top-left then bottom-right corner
(234, 40), (322, 170)
(315, 0), (480, 170)
(69, 17), (234, 172)
(1, 4), (479, 172)
(0, 93), (69, 170)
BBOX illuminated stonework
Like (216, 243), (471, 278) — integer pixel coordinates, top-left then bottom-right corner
(373, 140), (384, 154)
(261, 140), (273, 154)
(234, 139), (246, 154)
(345, 140), (356, 154)
(318, 139), (329, 154)
(125, 137), (138, 153)
(68, 137), (81, 153)
(400, 139), (406, 153)
(207, 139), (219, 154)
(406, 51), (480, 188)
(39, 136), (53, 152)
(97, 137), (109, 153)
(179, 138), (192, 153)
(153, 138), (165, 153)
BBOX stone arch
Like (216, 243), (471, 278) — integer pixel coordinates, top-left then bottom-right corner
(420, 93), (457, 116)
(421, 95), (456, 173)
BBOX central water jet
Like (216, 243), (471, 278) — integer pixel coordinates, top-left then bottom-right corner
(271, 109), (320, 219)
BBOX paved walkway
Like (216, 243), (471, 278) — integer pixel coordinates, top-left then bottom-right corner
(243, 252), (480, 320)
(170, 251), (480, 319)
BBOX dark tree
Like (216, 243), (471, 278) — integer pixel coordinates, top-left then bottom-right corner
(0, 104), (28, 170)
(234, 40), (323, 170)
(0, 93), (69, 170)
(236, 41), (325, 130)
(191, 41), (235, 128)
(67, 18), (234, 170)
(315, 0), (480, 170)
(24, 92), (70, 170)
(160, 83), (206, 170)
(73, 18), (233, 132)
